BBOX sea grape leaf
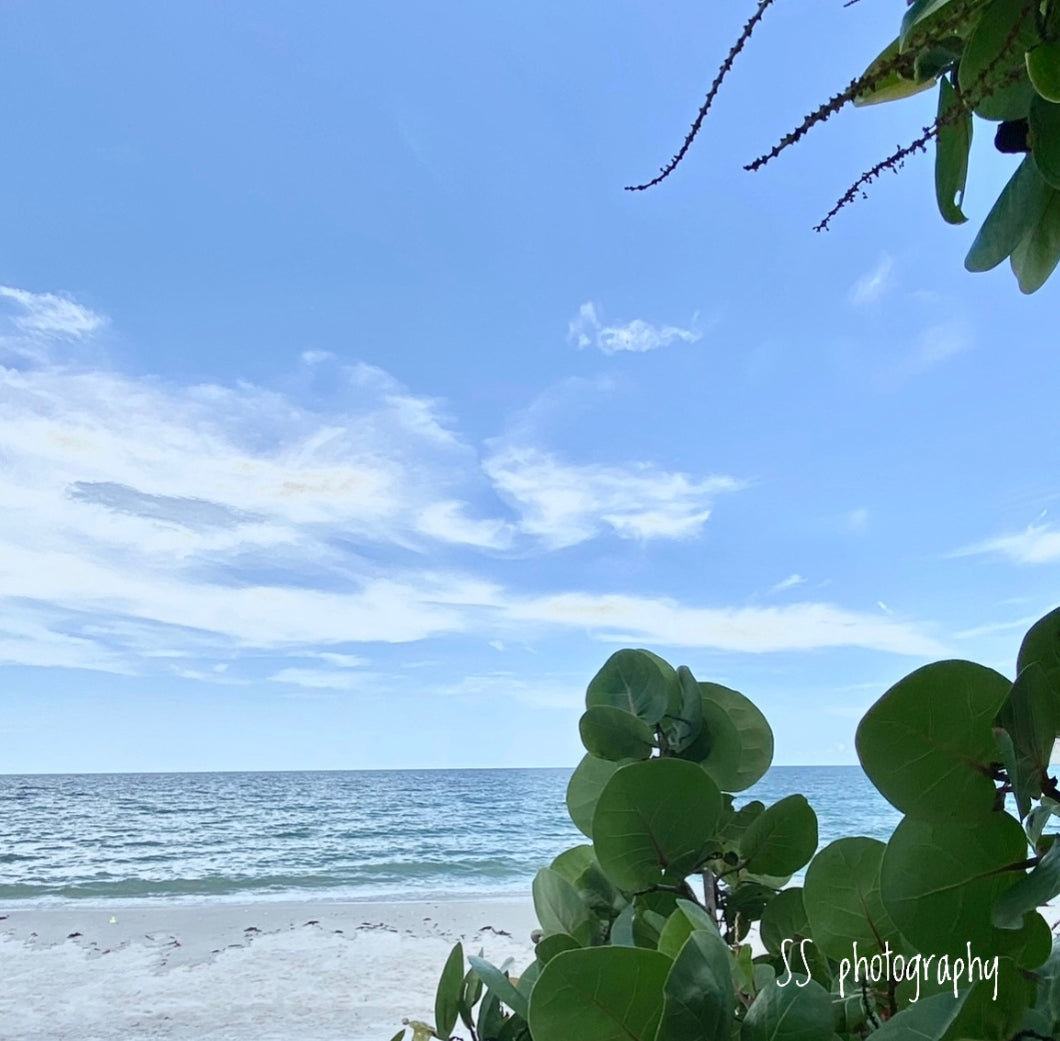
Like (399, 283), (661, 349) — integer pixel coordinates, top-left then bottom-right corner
(997, 662), (1059, 814)
(531, 868), (594, 947)
(739, 794), (818, 877)
(880, 813), (1050, 965)
(610, 903), (636, 946)
(692, 682), (774, 791)
(578, 705), (655, 761)
(566, 754), (627, 838)
(740, 977), (835, 1041)
(856, 660), (1011, 822)
(935, 75), (971, 223)
(656, 899), (718, 959)
(592, 758), (722, 892)
(854, 37), (934, 107)
(527, 947), (670, 1041)
(585, 648), (675, 726)
(1010, 184), (1060, 293)
(1028, 39), (1060, 103)
(656, 929), (734, 1041)
(477, 988), (505, 1040)
(992, 839), (1060, 929)
(1018, 606), (1060, 691)
(434, 941), (464, 1041)
(958, 0), (1036, 121)
(660, 665), (705, 755)
(966, 156), (1049, 271)
(468, 955), (529, 1021)
(759, 887), (810, 957)
(803, 837), (902, 961)
(535, 932), (579, 966)
(1030, 94), (1060, 189)
(867, 988), (970, 1039)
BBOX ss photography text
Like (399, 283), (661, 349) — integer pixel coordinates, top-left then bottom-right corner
(777, 938), (1000, 1001)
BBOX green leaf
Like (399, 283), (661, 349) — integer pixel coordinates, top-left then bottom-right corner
(966, 156), (1049, 271)
(866, 988), (970, 1039)
(854, 37), (935, 108)
(992, 840), (1060, 929)
(527, 947), (671, 1041)
(656, 900), (718, 959)
(434, 941), (464, 1041)
(592, 758), (722, 892)
(387, 1030), (406, 1041)
(880, 813), (1050, 965)
(660, 665), (705, 755)
(856, 660), (1011, 822)
(803, 837), (902, 962)
(1011, 182), (1060, 293)
(1031, 94), (1060, 188)
(585, 649), (675, 726)
(656, 930), (735, 1041)
(532, 868), (594, 947)
(467, 955), (529, 1021)
(1027, 797), (1060, 847)
(551, 845), (620, 926)
(579, 705), (656, 761)
(459, 966), (483, 1033)
(566, 754), (626, 839)
(1028, 39), (1060, 103)
(477, 988), (505, 1041)
(692, 682), (774, 792)
(998, 663), (1059, 814)
(958, 0), (1037, 121)
(759, 887), (810, 957)
(1018, 606), (1060, 691)
(534, 869), (593, 949)
(740, 978), (835, 1041)
(536, 932), (580, 965)
(900, 0), (963, 49)
(739, 794), (818, 877)
(610, 903), (636, 946)
(935, 76), (971, 224)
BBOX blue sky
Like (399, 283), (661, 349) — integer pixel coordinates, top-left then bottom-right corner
(2, 2), (1059, 773)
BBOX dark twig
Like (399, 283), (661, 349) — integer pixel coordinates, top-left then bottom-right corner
(624, 0), (779, 191)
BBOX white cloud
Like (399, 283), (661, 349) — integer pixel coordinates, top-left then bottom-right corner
(848, 256), (894, 307)
(768, 574), (805, 594)
(416, 500), (513, 550)
(270, 667), (373, 690)
(300, 350), (334, 365)
(0, 286), (106, 340)
(954, 523), (1060, 565)
(846, 507), (869, 533)
(954, 616), (1038, 639)
(906, 319), (971, 372)
(508, 594), (947, 656)
(567, 301), (701, 355)
(484, 445), (743, 549)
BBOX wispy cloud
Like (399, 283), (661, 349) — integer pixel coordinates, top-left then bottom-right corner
(768, 574), (805, 594)
(954, 523), (1060, 565)
(567, 302), (701, 355)
(484, 445), (743, 549)
(848, 256), (894, 307)
(269, 667), (375, 691)
(846, 507), (869, 533)
(0, 286), (106, 340)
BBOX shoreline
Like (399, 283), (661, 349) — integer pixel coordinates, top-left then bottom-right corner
(1, 896), (539, 1041)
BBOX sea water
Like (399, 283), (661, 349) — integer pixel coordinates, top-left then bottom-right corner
(0, 766), (899, 905)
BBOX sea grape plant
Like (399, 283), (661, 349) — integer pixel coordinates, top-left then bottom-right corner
(393, 607), (1060, 1041)
(627, 0), (1060, 293)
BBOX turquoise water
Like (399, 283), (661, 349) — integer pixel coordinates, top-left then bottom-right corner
(0, 766), (899, 905)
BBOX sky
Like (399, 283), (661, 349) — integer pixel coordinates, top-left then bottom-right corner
(2, 1), (1059, 773)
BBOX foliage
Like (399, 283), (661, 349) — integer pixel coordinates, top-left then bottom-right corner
(393, 614), (1060, 1040)
(627, 0), (1060, 293)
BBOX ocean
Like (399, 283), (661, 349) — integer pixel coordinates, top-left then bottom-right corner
(0, 766), (901, 906)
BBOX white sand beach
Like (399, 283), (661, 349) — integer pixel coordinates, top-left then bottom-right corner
(1, 898), (539, 1041)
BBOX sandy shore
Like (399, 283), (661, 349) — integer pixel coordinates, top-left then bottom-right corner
(0, 898), (539, 1041)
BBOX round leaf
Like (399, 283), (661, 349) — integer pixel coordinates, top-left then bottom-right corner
(958, 0), (1036, 121)
(592, 758), (722, 892)
(803, 838), (902, 961)
(759, 887), (810, 957)
(656, 929), (734, 1041)
(532, 868), (594, 947)
(578, 705), (655, 761)
(585, 649), (675, 726)
(740, 977), (835, 1041)
(692, 682), (774, 792)
(1029, 39), (1060, 103)
(566, 754), (626, 838)
(528, 947), (671, 1041)
(1018, 605), (1060, 689)
(880, 813), (1050, 965)
(739, 794), (818, 877)
(856, 660), (1010, 821)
